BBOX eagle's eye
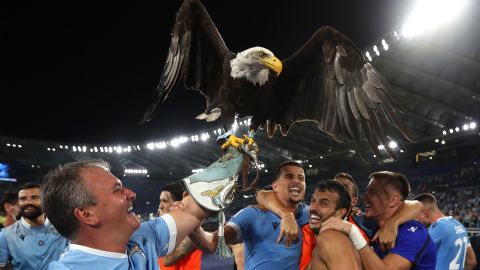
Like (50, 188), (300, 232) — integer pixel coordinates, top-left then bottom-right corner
(258, 51), (268, 58)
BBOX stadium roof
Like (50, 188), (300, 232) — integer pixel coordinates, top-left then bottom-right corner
(2, 0), (479, 181)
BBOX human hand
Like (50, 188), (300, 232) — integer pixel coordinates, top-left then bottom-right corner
(320, 216), (351, 235)
(372, 219), (397, 252)
(322, 217), (367, 250)
(276, 212), (298, 247)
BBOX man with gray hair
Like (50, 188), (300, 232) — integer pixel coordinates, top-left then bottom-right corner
(42, 160), (211, 270)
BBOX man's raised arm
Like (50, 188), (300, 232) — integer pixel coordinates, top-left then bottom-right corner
(188, 224), (239, 253)
(373, 200), (423, 251)
(256, 190), (299, 245)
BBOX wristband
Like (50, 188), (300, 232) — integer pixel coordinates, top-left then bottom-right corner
(349, 225), (367, 250)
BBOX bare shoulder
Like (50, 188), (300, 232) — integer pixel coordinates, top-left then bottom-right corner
(312, 229), (362, 270)
(316, 229), (351, 248)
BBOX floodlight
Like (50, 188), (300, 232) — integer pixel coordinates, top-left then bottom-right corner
(402, 0), (467, 37)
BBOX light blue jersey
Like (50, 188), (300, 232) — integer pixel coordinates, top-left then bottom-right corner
(48, 214), (176, 270)
(0, 218), (69, 270)
(228, 203), (310, 270)
(429, 216), (470, 270)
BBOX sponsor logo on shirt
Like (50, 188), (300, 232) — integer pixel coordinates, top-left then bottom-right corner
(407, 226), (418, 233)
(272, 222), (279, 230)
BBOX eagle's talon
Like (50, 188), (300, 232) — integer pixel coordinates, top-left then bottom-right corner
(221, 134), (257, 151)
(221, 135), (245, 150)
(242, 135), (254, 146)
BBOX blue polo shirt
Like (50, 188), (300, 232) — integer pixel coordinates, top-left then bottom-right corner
(0, 218), (68, 270)
(228, 203), (310, 270)
(48, 214), (176, 270)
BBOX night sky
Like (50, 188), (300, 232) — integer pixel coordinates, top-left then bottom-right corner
(3, 0), (415, 144)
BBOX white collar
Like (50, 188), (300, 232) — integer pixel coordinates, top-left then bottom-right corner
(69, 244), (128, 259)
(20, 217), (49, 228)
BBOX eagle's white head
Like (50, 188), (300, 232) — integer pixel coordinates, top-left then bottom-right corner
(230, 47), (282, 86)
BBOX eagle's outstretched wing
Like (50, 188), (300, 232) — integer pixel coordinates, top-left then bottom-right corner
(270, 26), (414, 160)
(141, 0), (228, 123)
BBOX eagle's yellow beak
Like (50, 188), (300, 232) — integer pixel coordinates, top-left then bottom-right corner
(261, 56), (282, 76)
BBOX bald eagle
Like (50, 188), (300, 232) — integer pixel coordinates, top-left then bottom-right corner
(142, 0), (414, 161)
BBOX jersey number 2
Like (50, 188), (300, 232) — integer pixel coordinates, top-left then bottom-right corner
(449, 236), (468, 270)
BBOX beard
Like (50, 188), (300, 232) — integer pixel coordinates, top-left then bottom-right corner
(20, 204), (44, 220)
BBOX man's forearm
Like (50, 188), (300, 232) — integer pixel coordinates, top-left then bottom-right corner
(188, 226), (218, 253)
(169, 195), (210, 247)
(465, 246), (477, 270)
(346, 222), (391, 270)
(256, 190), (291, 216)
(385, 200), (422, 226)
(358, 246), (388, 270)
(162, 237), (195, 266)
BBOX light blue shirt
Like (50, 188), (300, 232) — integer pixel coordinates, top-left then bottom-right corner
(0, 217), (69, 270)
(48, 214), (176, 270)
(429, 216), (470, 270)
(228, 203), (310, 270)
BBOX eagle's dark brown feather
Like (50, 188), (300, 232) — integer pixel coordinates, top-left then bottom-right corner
(142, 0), (414, 162)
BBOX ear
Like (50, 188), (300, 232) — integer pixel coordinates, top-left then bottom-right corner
(423, 208), (430, 219)
(4, 203), (17, 216)
(4, 203), (14, 211)
(73, 207), (100, 226)
(351, 197), (358, 207)
(388, 193), (402, 208)
(271, 182), (278, 191)
(334, 208), (347, 218)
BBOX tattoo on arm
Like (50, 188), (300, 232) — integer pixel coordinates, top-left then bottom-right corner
(162, 237), (196, 266)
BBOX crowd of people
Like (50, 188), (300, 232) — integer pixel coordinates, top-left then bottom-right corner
(411, 162), (480, 229)
(0, 157), (478, 270)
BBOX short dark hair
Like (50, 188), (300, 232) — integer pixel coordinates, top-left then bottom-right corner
(413, 193), (437, 206)
(1, 191), (18, 212)
(160, 182), (184, 201)
(369, 171), (410, 200)
(261, 184), (273, 191)
(42, 160), (106, 239)
(273, 161), (303, 181)
(19, 182), (41, 191)
(334, 172), (358, 199)
(314, 180), (351, 216)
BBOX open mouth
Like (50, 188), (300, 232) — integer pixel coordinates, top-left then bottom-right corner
(289, 187), (301, 195)
(309, 213), (322, 225)
(126, 206), (134, 214)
